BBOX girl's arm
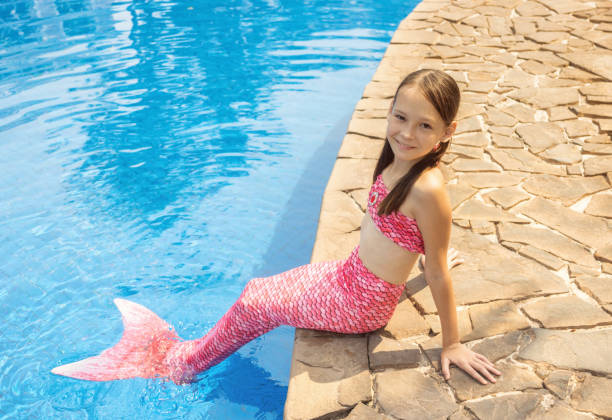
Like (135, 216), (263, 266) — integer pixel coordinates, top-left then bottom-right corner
(411, 174), (501, 385)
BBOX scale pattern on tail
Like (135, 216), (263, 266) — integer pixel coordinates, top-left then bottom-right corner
(166, 246), (405, 378)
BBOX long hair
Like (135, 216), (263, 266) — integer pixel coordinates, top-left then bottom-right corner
(374, 69), (460, 215)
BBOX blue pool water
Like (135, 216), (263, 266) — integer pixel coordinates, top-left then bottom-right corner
(0, 0), (418, 418)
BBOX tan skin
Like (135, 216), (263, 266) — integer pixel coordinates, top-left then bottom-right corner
(358, 85), (502, 385)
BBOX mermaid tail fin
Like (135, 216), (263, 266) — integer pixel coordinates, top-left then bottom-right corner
(51, 298), (181, 381)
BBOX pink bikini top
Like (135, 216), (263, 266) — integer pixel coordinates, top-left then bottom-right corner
(367, 174), (425, 254)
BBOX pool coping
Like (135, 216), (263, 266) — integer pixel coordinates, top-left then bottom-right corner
(284, 0), (612, 418)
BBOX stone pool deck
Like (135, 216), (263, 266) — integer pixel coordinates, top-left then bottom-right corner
(283, 0), (612, 419)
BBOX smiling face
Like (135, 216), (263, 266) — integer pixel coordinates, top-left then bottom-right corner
(386, 85), (455, 166)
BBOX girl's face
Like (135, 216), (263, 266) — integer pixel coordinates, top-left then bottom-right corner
(386, 85), (455, 164)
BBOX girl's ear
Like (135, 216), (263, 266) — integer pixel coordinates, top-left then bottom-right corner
(442, 121), (457, 143)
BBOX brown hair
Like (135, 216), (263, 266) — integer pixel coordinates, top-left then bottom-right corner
(374, 69), (460, 215)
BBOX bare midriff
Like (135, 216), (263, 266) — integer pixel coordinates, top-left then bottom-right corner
(358, 212), (420, 285)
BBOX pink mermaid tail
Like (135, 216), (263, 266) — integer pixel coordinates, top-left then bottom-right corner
(52, 246), (404, 383)
(51, 298), (182, 381)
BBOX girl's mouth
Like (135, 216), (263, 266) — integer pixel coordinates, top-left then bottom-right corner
(394, 139), (415, 150)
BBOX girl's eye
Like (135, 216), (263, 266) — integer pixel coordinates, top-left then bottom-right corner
(422, 123), (431, 129)
(394, 114), (405, 120)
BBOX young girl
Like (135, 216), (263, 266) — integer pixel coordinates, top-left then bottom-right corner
(52, 69), (502, 386)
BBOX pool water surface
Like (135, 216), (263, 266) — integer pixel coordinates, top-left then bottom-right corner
(0, 0), (418, 418)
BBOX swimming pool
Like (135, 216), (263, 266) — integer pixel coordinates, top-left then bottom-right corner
(0, 0), (418, 417)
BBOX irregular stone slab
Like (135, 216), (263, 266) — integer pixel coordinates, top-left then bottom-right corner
(407, 227), (568, 312)
(522, 295), (612, 328)
(459, 172), (525, 188)
(518, 328), (612, 374)
(485, 187), (531, 209)
(374, 370), (457, 420)
(383, 295), (430, 339)
(540, 143), (582, 164)
(457, 102), (485, 120)
(454, 199), (528, 223)
(348, 188), (368, 212)
(345, 403), (387, 420)
(368, 333), (422, 370)
(438, 5), (475, 22)
(559, 119), (599, 138)
(363, 81), (397, 99)
(576, 275), (612, 304)
(447, 184), (478, 210)
(318, 190), (365, 233)
(326, 158), (377, 191)
(491, 133), (523, 148)
(583, 142), (612, 155)
(338, 134), (384, 159)
(520, 59), (557, 75)
(463, 300), (530, 342)
(464, 390), (545, 420)
(518, 245), (565, 270)
(518, 50), (569, 67)
(465, 80), (497, 94)
(448, 144), (484, 159)
(559, 51), (612, 81)
(595, 243), (612, 263)
(549, 106), (575, 121)
(424, 309), (472, 336)
(470, 219), (495, 234)
(451, 158), (502, 172)
(500, 67), (537, 89)
(471, 330), (531, 362)
(522, 174), (609, 206)
(537, 0), (593, 14)
(455, 116), (482, 134)
(569, 264), (600, 277)
(346, 118), (388, 139)
(515, 197), (609, 250)
(598, 118), (612, 132)
(488, 148), (565, 175)
(448, 360), (542, 401)
(544, 369), (574, 399)
(525, 31), (570, 45)
(570, 373), (612, 418)
(498, 222), (597, 268)
(507, 87), (580, 109)
(355, 97), (391, 111)
(285, 332), (370, 419)
(570, 104), (612, 118)
(530, 401), (594, 420)
(584, 156), (612, 176)
(391, 29), (440, 44)
(600, 207), (612, 232)
(311, 228), (360, 263)
(515, 123), (565, 153)
(503, 102), (537, 123)
(579, 82), (612, 97)
(453, 131), (488, 147)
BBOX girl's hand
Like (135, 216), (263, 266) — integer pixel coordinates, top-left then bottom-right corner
(440, 343), (502, 384)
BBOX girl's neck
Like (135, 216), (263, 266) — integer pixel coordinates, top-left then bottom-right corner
(385, 159), (415, 183)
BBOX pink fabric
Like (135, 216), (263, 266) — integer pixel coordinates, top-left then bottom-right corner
(367, 174), (425, 254)
(52, 246), (404, 383)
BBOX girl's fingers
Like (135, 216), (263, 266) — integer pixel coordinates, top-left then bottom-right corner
(475, 354), (502, 375)
(464, 365), (487, 385)
(472, 361), (497, 383)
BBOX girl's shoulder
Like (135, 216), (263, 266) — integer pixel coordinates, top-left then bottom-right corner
(401, 166), (450, 218)
(411, 166), (446, 198)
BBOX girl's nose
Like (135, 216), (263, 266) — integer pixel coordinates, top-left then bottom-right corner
(400, 124), (416, 139)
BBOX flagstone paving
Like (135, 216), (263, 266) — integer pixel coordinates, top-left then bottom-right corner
(284, 0), (612, 418)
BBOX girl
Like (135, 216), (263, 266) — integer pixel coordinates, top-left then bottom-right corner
(52, 69), (502, 386)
